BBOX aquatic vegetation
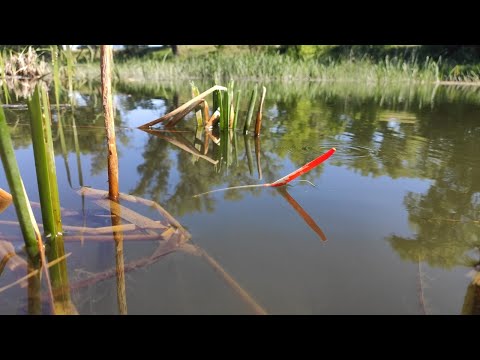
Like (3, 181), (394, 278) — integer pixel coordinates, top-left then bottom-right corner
(3, 47), (49, 79)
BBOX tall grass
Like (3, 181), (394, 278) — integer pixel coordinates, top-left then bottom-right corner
(72, 53), (478, 83)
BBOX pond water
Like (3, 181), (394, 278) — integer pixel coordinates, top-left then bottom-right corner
(1, 80), (480, 314)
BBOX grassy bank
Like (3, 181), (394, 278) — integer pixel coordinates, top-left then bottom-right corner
(73, 46), (480, 84)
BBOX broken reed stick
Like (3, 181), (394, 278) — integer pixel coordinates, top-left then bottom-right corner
(68, 234), (183, 292)
(165, 99), (204, 128)
(0, 219), (143, 234)
(202, 100), (210, 127)
(193, 147), (337, 197)
(1, 233), (170, 242)
(254, 86), (266, 137)
(194, 247), (267, 315)
(0, 240), (27, 274)
(206, 108), (221, 128)
(0, 187), (12, 213)
(77, 186), (191, 239)
(138, 85), (227, 129)
(0, 253), (71, 294)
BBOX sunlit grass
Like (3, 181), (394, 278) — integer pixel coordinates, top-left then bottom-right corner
(73, 53), (480, 83)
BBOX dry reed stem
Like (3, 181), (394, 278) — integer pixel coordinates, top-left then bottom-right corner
(138, 85), (227, 129)
(101, 45), (119, 202)
(0, 187), (12, 214)
(165, 99), (204, 128)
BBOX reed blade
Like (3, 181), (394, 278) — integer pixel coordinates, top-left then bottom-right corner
(232, 90), (241, 130)
(0, 51), (10, 104)
(243, 85), (257, 134)
(254, 86), (266, 137)
(0, 102), (39, 257)
(27, 85), (63, 240)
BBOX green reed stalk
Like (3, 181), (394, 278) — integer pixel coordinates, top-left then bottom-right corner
(213, 89), (220, 117)
(0, 51), (10, 104)
(51, 46), (72, 187)
(65, 45), (74, 96)
(27, 85), (63, 241)
(27, 259), (41, 314)
(37, 85), (74, 314)
(223, 89), (230, 132)
(51, 46), (61, 113)
(0, 103), (39, 257)
(218, 91), (225, 130)
(71, 114), (84, 187)
(243, 85), (257, 134)
(232, 90), (241, 130)
(227, 80), (234, 128)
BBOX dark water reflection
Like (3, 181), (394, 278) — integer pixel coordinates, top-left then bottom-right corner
(1, 80), (480, 314)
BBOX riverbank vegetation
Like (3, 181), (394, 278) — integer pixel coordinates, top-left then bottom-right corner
(72, 45), (480, 84)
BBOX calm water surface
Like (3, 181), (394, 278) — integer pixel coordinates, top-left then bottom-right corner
(1, 81), (479, 314)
